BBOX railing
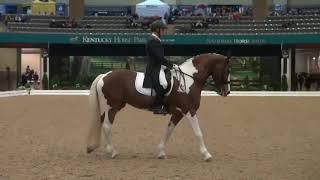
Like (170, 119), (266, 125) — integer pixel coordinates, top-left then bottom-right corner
(1, 90), (320, 98)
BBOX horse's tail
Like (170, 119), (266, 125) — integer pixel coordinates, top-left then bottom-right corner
(86, 74), (104, 154)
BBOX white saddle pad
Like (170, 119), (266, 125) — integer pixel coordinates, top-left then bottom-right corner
(135, 72), (173, 96)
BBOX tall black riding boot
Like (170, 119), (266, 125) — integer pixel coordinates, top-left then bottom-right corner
(152, 91), (168, 115)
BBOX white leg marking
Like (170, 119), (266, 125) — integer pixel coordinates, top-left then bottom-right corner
(158, 122), (175, 159)
(101, 114), (118, 158)
(185, 112), (212, 161)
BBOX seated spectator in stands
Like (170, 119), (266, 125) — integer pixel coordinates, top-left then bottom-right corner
(228, 13), (233, 20)
(49, 19), (57, 28)
(196, 20), (202, 28)
(132, 21), (139, 28)
(50, 19), (69, 28)
(191, 19), (208, 29)
(126, 16), (138, 28)
(4, 14), (10, 25)
(176, 25), (195, 33)
(192, 20), (203, 29)
(14, 15), (22, 22)
(70, 18), (78, 28)
(282, 21), (295, 28)
(126, 16), (133, 23)
(233, 11), (241, 21)
(85, 24), (92, 28)
(132, 13), (139, 20)
(202, 21), (208, 28)
(27, 8), (32, 15)
(214, 17), (219, 24)
(205, 15), (213, 24)
(20, 14), (28, 22)
(167, 15), (176, 24)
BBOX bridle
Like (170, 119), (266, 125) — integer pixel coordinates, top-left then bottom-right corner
(173, 66), (230, 93)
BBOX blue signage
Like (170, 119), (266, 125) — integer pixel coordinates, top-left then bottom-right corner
(0, 5), (5, 15)
(56, 3), (66, 16)
(5, 5), (17, 14)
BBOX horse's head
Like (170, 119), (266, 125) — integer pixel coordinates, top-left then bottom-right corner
(178, 53), (230, 96)
(193, 53), (231, 97)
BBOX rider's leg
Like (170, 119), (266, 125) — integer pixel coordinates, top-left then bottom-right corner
(151, 76), (167, 114)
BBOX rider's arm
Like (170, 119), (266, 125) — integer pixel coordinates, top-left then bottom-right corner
(149, 40), (173, 69)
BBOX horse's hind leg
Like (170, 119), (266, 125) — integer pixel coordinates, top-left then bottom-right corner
(158, 110), (183, 159)
(102, 103), (125, 158)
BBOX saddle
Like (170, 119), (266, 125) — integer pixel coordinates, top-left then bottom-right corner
(135, 69), (173, 96)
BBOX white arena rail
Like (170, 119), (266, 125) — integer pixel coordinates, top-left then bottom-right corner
(1, 90), (320, 98)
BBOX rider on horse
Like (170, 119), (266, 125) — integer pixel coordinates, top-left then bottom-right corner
(144, 20), (178, 115)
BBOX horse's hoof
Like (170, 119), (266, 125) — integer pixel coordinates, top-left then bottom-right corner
(204, 156), (213, 162)
(158, 155), (166, 159)
(157, 152), (166, 159)
(111, 151), (118, 159)
(86, 147), (94, 154)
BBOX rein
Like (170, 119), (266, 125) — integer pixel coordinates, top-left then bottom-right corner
(173, 67), (189, 92)
(173, 67), (230, 92)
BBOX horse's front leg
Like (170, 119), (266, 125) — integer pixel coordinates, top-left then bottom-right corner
(185, 112), (212, 161)
(158, 110), (183, 159)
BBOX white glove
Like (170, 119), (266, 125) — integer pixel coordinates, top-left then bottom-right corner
(173, 64), (179, 70)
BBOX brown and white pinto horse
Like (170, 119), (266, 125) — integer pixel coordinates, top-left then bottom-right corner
(86, 53), (230, 161)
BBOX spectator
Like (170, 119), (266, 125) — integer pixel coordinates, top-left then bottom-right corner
(29, 69), (34, 81)
(20, 14), (28, 22)
(33, 72), (39, 85)
(14, 15), (22, 22)
(21, 73), (28, 86)
(26, 65), (30, 73)
(132, 13), (139, 20)
(4, 14), (10, 26)
(27, 8), (32, 15)
(49, 19), (56, 27)
(233, 11), (241, 21)
(70, 18), (78, 28)
(228, 13), (233, 20)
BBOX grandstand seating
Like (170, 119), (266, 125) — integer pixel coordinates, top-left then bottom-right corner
(5, 14), (320, 35)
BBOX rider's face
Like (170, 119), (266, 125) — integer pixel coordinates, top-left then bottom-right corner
(159, 28), (167, 36)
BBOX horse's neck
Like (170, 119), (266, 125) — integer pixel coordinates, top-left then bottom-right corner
(179, 59), (209, 85)
(179, 59), (198, 76)
(172, 59), (206, 95)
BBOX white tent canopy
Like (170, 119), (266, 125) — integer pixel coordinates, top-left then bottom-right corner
(135, 0), (170, 20)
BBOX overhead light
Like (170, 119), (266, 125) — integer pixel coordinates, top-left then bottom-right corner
(312, 57), (316, 60)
